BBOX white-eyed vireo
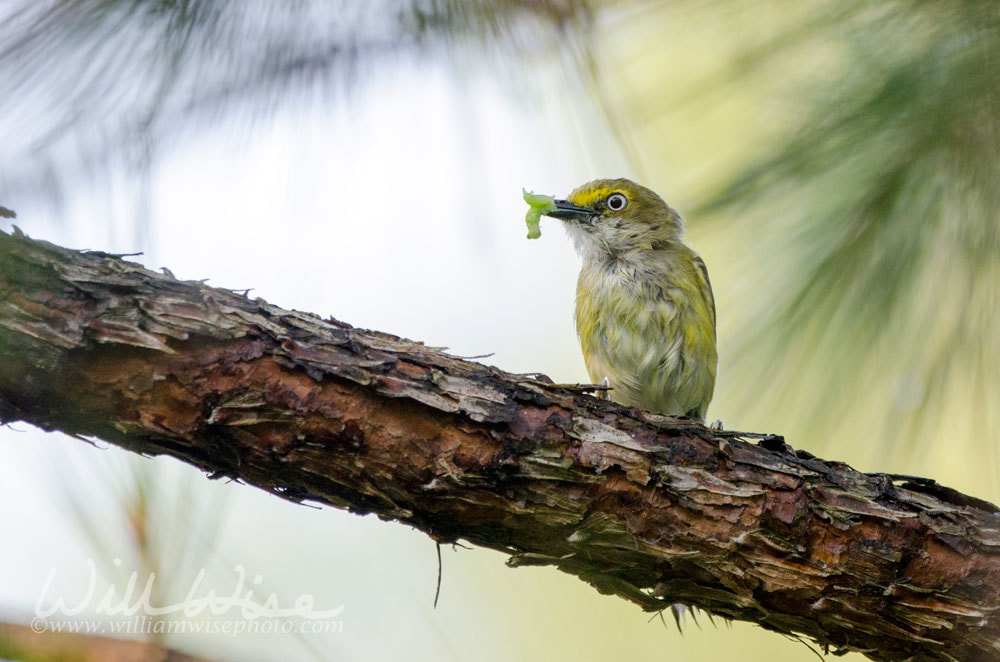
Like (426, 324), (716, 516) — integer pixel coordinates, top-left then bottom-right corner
(526, 178), (717, 420)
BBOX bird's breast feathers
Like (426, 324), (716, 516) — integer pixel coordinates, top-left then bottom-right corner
(575, 247), (717, 417)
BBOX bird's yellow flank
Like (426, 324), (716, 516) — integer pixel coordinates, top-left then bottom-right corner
(543, 178), (717, 420)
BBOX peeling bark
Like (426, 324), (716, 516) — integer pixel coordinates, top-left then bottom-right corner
(1, 227), (998, 661)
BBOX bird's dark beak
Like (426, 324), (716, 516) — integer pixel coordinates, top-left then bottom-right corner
(547, 199), (594, 222)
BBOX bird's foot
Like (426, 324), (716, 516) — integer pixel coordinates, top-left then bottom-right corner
(709, 419), (724, 431)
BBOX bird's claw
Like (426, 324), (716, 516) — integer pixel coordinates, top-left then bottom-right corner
(600, 376), (612, 401)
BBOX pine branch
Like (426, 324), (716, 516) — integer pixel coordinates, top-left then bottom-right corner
(0, 621), (213, 662)
(1, 227), (998, 661)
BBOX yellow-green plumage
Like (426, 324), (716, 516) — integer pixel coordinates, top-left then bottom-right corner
(556, 178), (717, 420)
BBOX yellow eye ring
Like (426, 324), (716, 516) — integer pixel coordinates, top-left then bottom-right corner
(607, 193), (627, 211)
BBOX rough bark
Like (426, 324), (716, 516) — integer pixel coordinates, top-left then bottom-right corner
(1, 227), (998, 661)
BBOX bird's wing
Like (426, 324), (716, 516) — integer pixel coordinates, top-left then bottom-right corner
(692, 254), (716, 334)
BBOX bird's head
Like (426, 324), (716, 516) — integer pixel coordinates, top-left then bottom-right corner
(548, 178), (684, 259)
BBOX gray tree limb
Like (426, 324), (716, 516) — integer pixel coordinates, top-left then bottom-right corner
(1, 227), (998, 661)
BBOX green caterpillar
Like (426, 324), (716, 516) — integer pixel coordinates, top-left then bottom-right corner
(522, 189), (557, 239)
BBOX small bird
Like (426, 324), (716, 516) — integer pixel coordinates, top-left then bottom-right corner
(545, 178), (717, 420)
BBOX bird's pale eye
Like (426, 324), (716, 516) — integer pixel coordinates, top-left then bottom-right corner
(607, 193), (628, 211)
